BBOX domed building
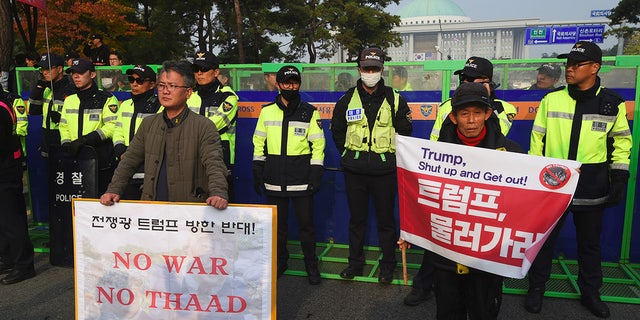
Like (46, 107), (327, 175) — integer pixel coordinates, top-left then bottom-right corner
(387, 0), (538, 61)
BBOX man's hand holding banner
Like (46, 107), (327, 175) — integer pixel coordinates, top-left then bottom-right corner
(396, 136), (580, 279)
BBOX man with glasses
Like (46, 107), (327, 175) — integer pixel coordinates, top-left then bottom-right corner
(331, 47), (413, 284)
(430, 56), (517, 141)
(252, 65), (325, 284)
(188, 51), (239, 201)
(112, 65), (161, 199)
(525, 41), (631, 319)
(100, 60), (228, 210)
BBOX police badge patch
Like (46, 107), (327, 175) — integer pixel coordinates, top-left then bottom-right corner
(16, 105), (26, 114)
(316, 119), (322, 129)
(108, 104), (118, 113)
(223, 101), (233, 112)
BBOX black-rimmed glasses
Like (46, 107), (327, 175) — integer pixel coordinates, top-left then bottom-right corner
(157, 83), (191, 92)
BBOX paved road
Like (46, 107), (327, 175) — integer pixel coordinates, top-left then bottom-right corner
(0, 253), (638, 319)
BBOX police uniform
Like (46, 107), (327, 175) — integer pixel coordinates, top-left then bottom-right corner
(27, 53), (76, 157)
(331, 51), (413, 281)
(0, 94), (35, 284)
(252, 66), (324, 284)
(188, 84), (238, 167)
(528, 81), (631, 295)
(0, 86), (27, 155)
(113, 65), (162, 200)
(59, 59), (119, 194)
(526, 42), (631, 318)
(188, 51), (239, 201)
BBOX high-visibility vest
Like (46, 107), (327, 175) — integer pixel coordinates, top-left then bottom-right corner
(344, 88), (400, 153)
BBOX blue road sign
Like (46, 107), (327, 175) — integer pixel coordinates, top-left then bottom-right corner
(525, 27), (550, 45)
(525, 25), (605, 45)
(591, 10), (612, 17)
(577, 25), (605, 43)
(550, 27), (578, 44)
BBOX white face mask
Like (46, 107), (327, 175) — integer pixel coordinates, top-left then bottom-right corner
(361, 72), (382, 87)
(101, 77), (113, 87)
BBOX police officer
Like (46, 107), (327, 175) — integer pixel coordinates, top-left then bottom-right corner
(0, 80), (26, 155)
(0, 89), (35, 285)
(331, 47), (412, 284)
(113, 65), (161, 200)
(252, 65), (325, 285)
(59, 58), (119, 193)
(83, 34), (110, 66)
(528, 63), (562, 90)
(526, 41), (632, 318)
(188, 51), (239, 201)
(430, 56), (517, 141)
(28, 53), (75, 157)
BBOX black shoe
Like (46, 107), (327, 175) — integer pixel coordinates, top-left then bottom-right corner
(306, 265), (321, 285)
(0, 262), (13, 275)
(404, 287), (431, 306)
(378, 266), (394, 284)
(581, 295), (610, 318)
(524, 287), (544, 313)
(1, 266), (35, 285)
(339, 265), (363, 279)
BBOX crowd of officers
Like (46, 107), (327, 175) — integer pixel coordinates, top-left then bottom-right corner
(0, 41), (632, 319)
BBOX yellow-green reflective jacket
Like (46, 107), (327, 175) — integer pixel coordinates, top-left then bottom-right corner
(344, 88), (400, 153)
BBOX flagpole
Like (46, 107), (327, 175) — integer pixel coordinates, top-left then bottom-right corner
(43, 16), (53, 88)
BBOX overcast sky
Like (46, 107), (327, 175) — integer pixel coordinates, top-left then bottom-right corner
(389, 0), (622, 57)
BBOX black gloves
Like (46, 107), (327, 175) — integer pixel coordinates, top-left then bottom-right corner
(114, 144), (127, 161)
(252, 161), (265, 196)
(29, 80), (48, 101)
(308, 165), (324, 193)
(49, 111), (61, 124)
(62, 132), (102, 157)
(62, 139), (85, 157)
(606, 169), (629, 207)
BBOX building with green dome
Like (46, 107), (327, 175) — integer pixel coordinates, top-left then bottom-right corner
(386, 0), (609, 61)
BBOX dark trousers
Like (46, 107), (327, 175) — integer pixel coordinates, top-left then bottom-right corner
(0, 179), (34, 270)
(267, 195), (317, 271)
(527, 208), (605, 297)
(222, 140), (234, 202)
(344, 171), (398, 268)
(412, 249), (435, 289)
(433, 269), (502, 320)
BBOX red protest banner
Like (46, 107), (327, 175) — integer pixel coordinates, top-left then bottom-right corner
(396, 136), (580, 279)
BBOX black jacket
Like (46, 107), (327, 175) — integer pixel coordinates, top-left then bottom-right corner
(331, 79), (412, 175)
(429, 114), (524, 273)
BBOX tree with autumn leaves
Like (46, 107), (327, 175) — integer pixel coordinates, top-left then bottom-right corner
(3, 0), (402, 68)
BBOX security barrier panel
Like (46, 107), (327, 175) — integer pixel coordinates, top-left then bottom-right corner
(14, 56), (640, 268)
